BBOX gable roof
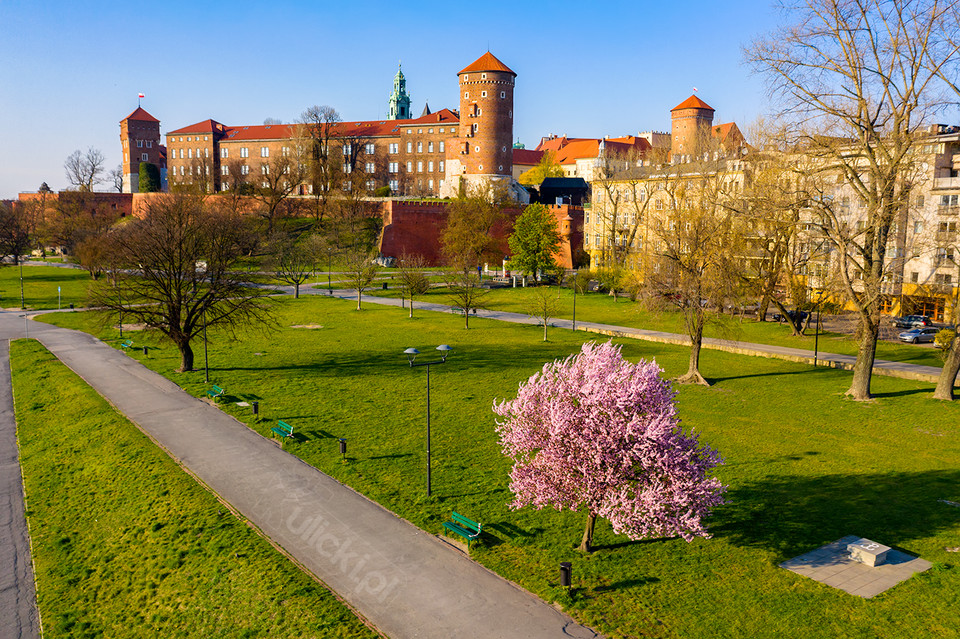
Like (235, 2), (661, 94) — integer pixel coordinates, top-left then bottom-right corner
(168, 109), (461, 142)
(122, 107), (160, 123)
(671, 95), (715, 112)
(459, 51), (516, 76)
(513, 148), (544, 166)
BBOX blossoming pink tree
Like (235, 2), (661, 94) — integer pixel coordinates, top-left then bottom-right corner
(493, 341), (726, 552)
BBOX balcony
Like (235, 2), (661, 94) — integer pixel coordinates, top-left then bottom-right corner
(933, 176), (960, 189)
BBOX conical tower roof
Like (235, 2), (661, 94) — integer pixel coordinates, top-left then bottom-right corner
(671, 95), (714, 112)
(458, 51), (515, 76)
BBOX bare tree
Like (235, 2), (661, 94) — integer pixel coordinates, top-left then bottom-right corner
(64, 147), (106, 191)
(300, 106), (343, 223)
(267, 232), (320, 298)
(251, 144), (309, 233)
(445, 270), (488, 329)
(0, 202), (34, 265)
(748, 0), (958, 400)
(341, 246), (380, 310)
(526, 286), (561, 341)
(396, 253), (431, 318)
(109, 164), (124, 192)
(89, 194), (273, 371)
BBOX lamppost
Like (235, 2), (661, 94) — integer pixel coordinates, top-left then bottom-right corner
(572, 269), (578, 331)
(812, 291), (824, 368)
(202, 306), (210, 383)
(404, 344), (452, 497)
(327, 248), (333, 292)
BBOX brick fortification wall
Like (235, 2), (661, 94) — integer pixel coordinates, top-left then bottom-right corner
(379, 201), (450, 265)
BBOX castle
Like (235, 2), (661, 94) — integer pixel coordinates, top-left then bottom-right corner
(120, 52), (527, 203)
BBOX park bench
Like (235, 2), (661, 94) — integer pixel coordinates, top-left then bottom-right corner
(442, 511), (482, 549)
(206, 385), (225, 402)
(450, 307), (477, 316)
(120, 339), (133, 349)
(272, 420), (294, 440)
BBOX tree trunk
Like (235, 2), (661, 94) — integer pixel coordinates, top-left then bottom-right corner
(543, 318), (548, 342)
(294, 283), (300, 299)
(408, 295), (414, 319)
(676, 314), (709, 385)
(464, 311), (470, 329)
(356, 290), (362, 311)
(846, 318), (878, 400)
(175, 337), (195, 373)
(934, 339), (960, 400)
(578, 512), (597, 553)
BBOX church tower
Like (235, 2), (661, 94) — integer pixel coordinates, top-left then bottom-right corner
(670, 95), (714, 162)
(120, 107), (162, 192)
(387, 64), (412, 120)
(441, 51), (516, 197)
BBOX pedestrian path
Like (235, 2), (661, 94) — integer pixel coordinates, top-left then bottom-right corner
(313, 286), (950, 386)
(0, 311), (598, 639)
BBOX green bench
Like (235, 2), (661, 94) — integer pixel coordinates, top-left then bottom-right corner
(272, 420), (294, 440)
(206, 385), (225, 402)
(450, 307), (477, 316)
(442, 511), (482, 549)
(120, 339), (133, 349)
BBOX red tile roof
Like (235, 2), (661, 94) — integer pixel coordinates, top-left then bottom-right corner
(170, 109), (462, 143)
(122, 107), (159, 123)
(535, 136), (651, 165)
(459, 51), (516, 76)
(671, 95), (715, 112)
(167, 119), (227, 135)
(513, 149), (544, 166)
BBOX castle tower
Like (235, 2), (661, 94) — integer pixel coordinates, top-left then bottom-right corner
(120, 107), (162, 192)
(670, 95), (714, 162)
(388, 64), (412, 120)
(442, 51), (516, 197)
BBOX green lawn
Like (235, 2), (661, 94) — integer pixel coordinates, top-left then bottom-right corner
(10, 339), (377, 639)
(0, 265), (92, 311)
(37, 295), (960, 638)
(376, 284), (946, 368)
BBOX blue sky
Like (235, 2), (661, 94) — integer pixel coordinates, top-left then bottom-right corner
(0, 0), (783, 198)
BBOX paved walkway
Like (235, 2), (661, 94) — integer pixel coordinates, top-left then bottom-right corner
(0, 310), (597, 639)
(313, 286), (952, 386)
(0, 317), (40, 638)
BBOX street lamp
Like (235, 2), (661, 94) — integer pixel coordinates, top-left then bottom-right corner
(404, 344), (452, 497)
(812, 291), (824, 368)
(327, 248), (333, 292)
(202, 306), (210, 383)
(572, 269), (578, 331)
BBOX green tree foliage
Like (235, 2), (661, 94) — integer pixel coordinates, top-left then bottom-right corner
(518, 151), (564, 186)
(138, 162), (161, 193)
(507, 203), (561, 281)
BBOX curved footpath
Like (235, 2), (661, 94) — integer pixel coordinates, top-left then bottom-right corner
(0, 310), (598, 639)
(317, 287), (952, 386)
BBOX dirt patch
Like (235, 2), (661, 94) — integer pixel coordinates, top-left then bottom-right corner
(291, 324), (324, 329)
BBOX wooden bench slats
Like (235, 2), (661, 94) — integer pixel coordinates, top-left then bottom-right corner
(443, 511), (482, 548)
(206, 385), (225, 402)
(272, 420), (294, 439)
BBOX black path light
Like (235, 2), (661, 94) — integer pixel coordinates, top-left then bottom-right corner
(404, 345), (452, 497)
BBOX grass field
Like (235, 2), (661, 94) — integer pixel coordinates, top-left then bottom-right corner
(10, 339), (377, 638)
(37, 294), (960, 638)
(373, 284), (947, 369)
(0, 265), (92, 311)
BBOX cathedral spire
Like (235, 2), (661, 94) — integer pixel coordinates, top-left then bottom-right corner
(388, 62), (412, 120)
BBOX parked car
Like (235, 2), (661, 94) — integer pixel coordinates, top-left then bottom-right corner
(892, 314), (932, 328)
(772, 310), (809, 323)
(898, 327), (940, 344)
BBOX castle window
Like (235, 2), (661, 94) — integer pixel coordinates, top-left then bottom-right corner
(180, 166), (185, 175)
(475, 146), (480, 153)
(366, 180), (375, 191)
(407, 142), (413, 153)
(171, 149), (177, 159)
(502, 146), (506, 152)
(417, 161), (423, 173)
(241, 165), (249, 175)
(188, 149), (193, 159)
(451, 127), (456, 134)
(205, 148), (209, 158)
(240, 147), (249, 158)
(428, 128), (434, 134)
(343, 144), (352, 156)
(147, 141), (153, 148)
(389, 143), (399, 154)
(204, 136), (208, 141)
(261, 147), (269, 157)
(440, 128), (444, 133)
(137, 140), (143, 148)
(221, 148), (229, 158)
(500, 91), (505, 99)
(498, 165), (503, 171)
(417, 141), (423, 153)
(428, 161), (434, 172)
(365, 143), (375, 154)
(439, 141), (445, 153)
(463, 74), (468, 81)
(141, 153), (148, 162)
(464, 92), (469, 99)
(418, 129), (423, 134)
(479, 165), (483, 171)
(428, 178), (434, 190)
(365, 162), (375, 173)
(428, 142), (434, 153)
(481, 73), (487, 79)
(187, 137), (192, 142)
(179, 137), (183, 142)
(221, 166), (229, 176)
(262, 164), (269, 175)
(281, 146), (290, 156)
(390, 179), (399, 191)
(343, 162), (352, 174)
(407, 161), (413, 172)
(481, 91), (487, 98)
(439, 161), (444, 172)
(389, 162), (398, 173)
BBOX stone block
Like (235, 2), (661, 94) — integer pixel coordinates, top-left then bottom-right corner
(847, 538), (891, 567)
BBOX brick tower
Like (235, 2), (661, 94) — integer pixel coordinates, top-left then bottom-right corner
(670, 95), (714, 162)
(120, 107), (162, 192)
(442, 52), (516, 198)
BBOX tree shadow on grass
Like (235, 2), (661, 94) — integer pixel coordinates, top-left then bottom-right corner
(708, 368), (835, 384)
(593, 577), (660, 593)
(714, 470), (960, 560)
(869, 387), (933, 399)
